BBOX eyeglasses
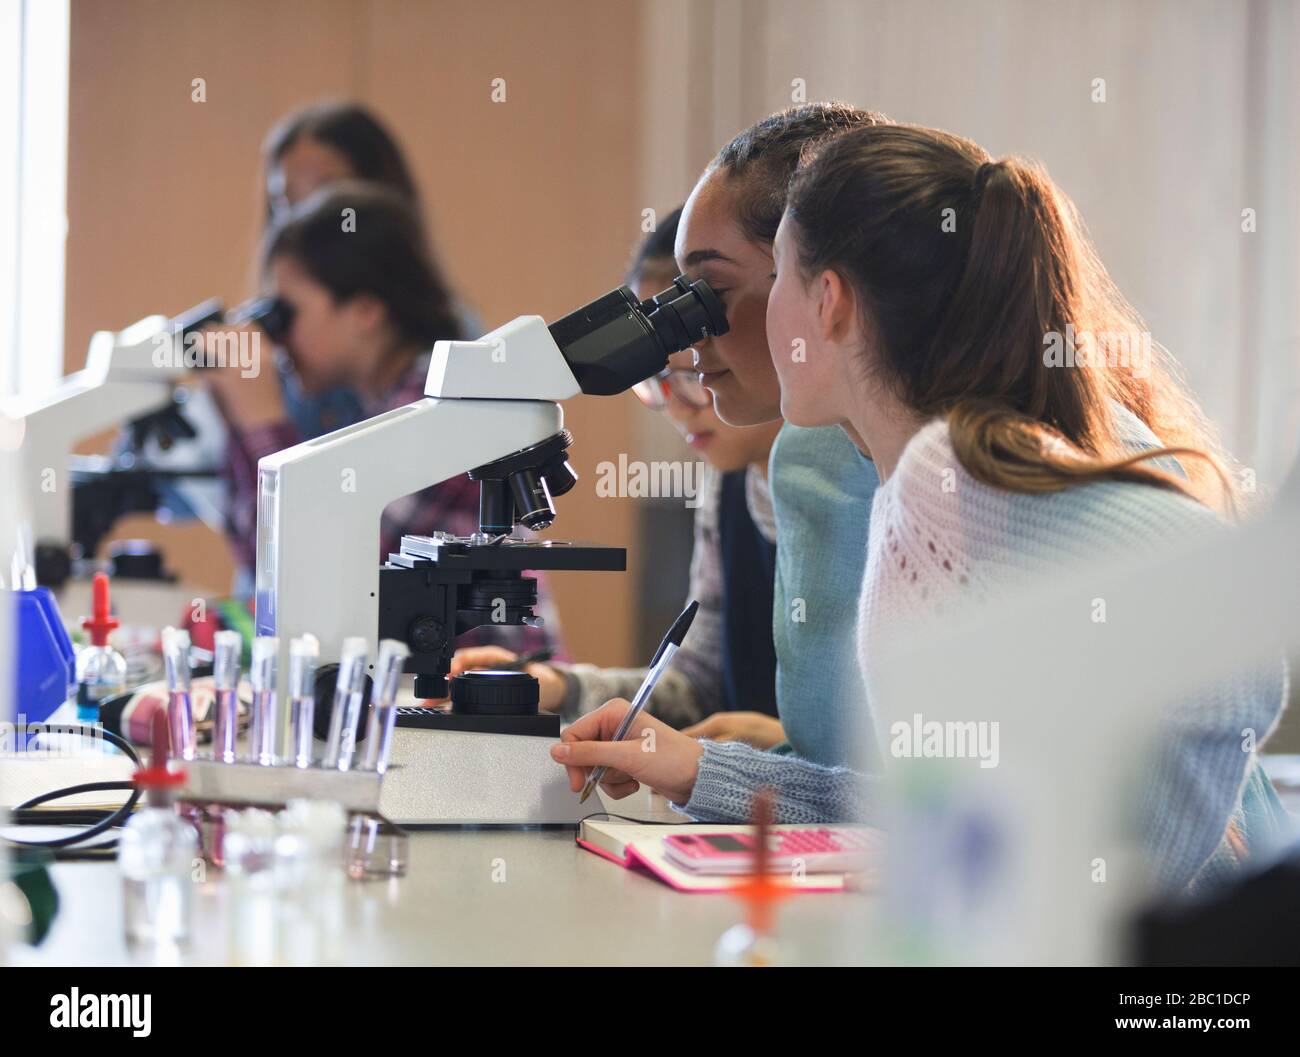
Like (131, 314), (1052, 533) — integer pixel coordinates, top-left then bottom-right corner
(632, 367), (712, 411)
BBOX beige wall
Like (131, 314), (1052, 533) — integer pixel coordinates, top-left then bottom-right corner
(66, 0), (654, 666)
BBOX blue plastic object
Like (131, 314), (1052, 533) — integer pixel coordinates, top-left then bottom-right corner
(9, 587), (76, 747)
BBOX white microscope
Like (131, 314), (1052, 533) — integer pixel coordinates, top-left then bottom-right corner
(3, 297), (291, 588)
(254, 278), (727, 825)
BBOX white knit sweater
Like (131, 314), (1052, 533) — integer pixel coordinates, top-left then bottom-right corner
(859, 419), (1287, 892)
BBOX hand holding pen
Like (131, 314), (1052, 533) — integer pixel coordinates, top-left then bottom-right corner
(550, 602), (700, 805)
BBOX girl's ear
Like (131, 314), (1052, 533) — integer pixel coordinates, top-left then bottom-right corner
(346, 292), (389, 334)
(816, 268), (856, 343)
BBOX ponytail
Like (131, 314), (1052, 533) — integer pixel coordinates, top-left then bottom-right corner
(786, 124), (1235, 514)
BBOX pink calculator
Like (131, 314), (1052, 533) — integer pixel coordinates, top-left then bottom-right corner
(662, 828), (878, 876)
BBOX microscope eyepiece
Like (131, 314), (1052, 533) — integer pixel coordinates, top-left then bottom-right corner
(463, 279), (729, 535)
(639, 276), (728, 355)
(548, 276), (729, 396)
(227, 295), (295, 345)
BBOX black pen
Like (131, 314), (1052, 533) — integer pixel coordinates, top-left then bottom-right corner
(578, 601), (698, 804)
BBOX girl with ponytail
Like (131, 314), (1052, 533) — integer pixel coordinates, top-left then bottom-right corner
(763, 123), (1285, 892)
(773, 125), (1233, 511)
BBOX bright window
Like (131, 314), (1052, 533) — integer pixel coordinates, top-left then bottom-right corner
(0, 0), (69, 400)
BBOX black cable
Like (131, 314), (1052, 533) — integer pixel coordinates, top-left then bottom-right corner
(47, 841), (121, 862)
(579, 811), (654, 825)
(7, 808), (121, 826)
(3, 724), (143, 851)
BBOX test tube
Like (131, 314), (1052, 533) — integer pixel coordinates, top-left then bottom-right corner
(161, 626), (196, 760)
(249, 635), (279, 766)
(360, 639), (410, 774)
(288, 634), (319, 769)
(323, 638), (368, 771)
(212, 630), (241, 764)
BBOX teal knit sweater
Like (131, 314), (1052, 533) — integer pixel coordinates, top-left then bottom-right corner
(679, 416), (1289, 894)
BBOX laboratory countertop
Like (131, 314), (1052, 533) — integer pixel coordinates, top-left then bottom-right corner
(12, 825), (871, 967)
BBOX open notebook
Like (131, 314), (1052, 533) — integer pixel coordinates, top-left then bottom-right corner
(0, 752), (136, 811)
(577, 818), (883, 893)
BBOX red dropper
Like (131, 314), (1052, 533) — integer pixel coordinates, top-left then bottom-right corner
(80, 572), (120, 647)
(132, 709), (186, 803)
(731, 786), (791, 939)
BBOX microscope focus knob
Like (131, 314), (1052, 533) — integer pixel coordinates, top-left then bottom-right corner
(450, 670), (540, 716)
(407, 615), (446, 654)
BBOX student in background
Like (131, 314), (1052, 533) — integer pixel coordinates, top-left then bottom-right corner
(259, 100), (484, 438)
(264, 100), (421, 224)
(178, 101), (485, 594)
(204, 181), (560, 656)
(452, 208), (785, 747)
(555, 120), (1288, 894)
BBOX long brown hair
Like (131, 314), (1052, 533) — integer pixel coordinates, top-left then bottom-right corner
(262, 180), (463, 349)
(786, 124), (1234, 513)
(263, 100), (421, 224)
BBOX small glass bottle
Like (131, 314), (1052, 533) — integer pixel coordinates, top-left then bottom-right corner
(76, 573), (127, 738)
(120, 711), (199, 947)
(275, 799), (346, 966)
(224, 807), (279, 966)
(713, 922), (781, 967)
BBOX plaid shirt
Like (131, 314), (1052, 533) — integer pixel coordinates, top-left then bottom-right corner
(223, 352), (561, 656)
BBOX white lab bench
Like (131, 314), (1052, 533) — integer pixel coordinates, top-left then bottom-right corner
(9, 825), (870, 967)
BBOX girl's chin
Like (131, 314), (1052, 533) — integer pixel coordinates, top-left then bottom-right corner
(295, 370), (339, 395)
(781, 409), (839, 430)
(713, 391), (783, 428)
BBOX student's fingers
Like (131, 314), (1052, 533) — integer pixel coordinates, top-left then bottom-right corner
(598, 777), (640, 800)
(559, 698), (633, 745)
(551, 736), (642, 777)
(450, 646), (518, 676)
(557, 756), (630, 793)
(681, 715), (723, 740)
(529, 664), (568, 712)
(558, 756), (635, 794)
(554, 705), (635, 793)
(552, 734), (640, 797)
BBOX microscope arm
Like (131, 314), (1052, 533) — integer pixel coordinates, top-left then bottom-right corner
(5, 311), (206, 548)
(255, 396), (568, 685)
(255, 314), (585, 714)
(8, 376), (183, 546)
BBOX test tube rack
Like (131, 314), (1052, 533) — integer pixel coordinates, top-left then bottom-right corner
(178, 758), (407, 878)
(178, 757), (382, 815)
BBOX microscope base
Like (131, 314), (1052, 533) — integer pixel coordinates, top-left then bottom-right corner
(378, 726), (593, 826)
